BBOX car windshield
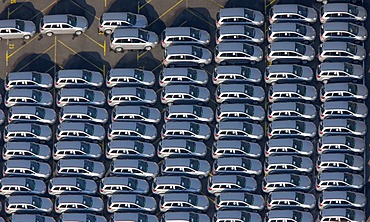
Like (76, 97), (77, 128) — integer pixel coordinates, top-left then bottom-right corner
(86, 214), (96, 222)
(126, 12), (137, 24)
(345, 136), (355, 147)
(295, 121), (305, 132)
(344, 173), (353, 184)
(35, 215), (45, 222)
(346, 120), (356, 131)
(32, 90), (42, 101)
(189, 159), (199, 170)
(344, 154), (354, 165)
(244, 26), (255, 36)
(138, 160), (148, 171)
(30, 143), (40, 154)
(292, 139), (303, 151)
(192, 106), (203, 116)
(346, 192), (356, 202)
(346, 43), (357, 54)
(181, 177), (190, 188)
(236, 175), (246, 187)
(30, 161), (40, 172)
(242, 158), (251, 169)
(136, 88), (146, 99)
(187, 69), (198, 80)
(292, 65), (303, 77)
(244, 8), (255, 19)
(140, 107), (149, 118)
(138, 29), (149, 40)
(290, 175), (300, 185)
(295, 103), (305, 114)
(67, 15), (77, 27)
(135, 123), (146, 134)
(245, 105), (254, 115)
(296, 23), (306, 34)
(241, 66), (251, 78)
(348, 23), (359, 34)
(84, 160), (94, 171)
(134, 141), (144, 153)
(241, 141), (251, 152)
(82, 195), (92, 207)
(76, 178), (86, 189)
(189, 28), (200, 39)
(31, 124), (41, 135)
(84, 89), (95, 101)
(344, 63), (354, 74)
(135, 195), (146, 206)
(25, 178), (35, 189)
(348, 102), (357, 113)
(134, 69), (144, 81)
(15, 20), (25, 31)
(188, 194), (198, 205)
(244, 193), (254, 204)
(191, 46), (203, 57)
(82, 70), (92, 82)
(295, 192), (305, 203)
(348, 84), (357, 94)
(293, 211), (302, 222)
(189, 212), (199, 222)
(295, 43), (306, 54)
(292, 156), (302, 167)
(243, 44), (254, 55)
(243, 123), (253, 133)
(296, 85), (306, 95)
(32, 72), (42, 83)
(80, 142), (91, 153)
(297, 6), (308, 16)
(346, 209), (355, 220)
(244, 85), (254, 95)
(185, 140), (196, 152)
(32, 196), (42, 207)
(35, 107), (46, 118)
(128, 177), (138, 189)
(86, 107), (97, 118)
(189, 122), (200, 134)
(348, 5), (359, 15)
(84, 124), (94, 135)
(189, 85), (199, 97)
(138, 214), (147, 222)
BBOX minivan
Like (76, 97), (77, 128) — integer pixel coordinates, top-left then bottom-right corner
(55, 69), (103, 89)
(265, 138), (314, 157)
(39, 14), (88, 36)
(5, 71), (52, 91)
(159, 67), (208, 86)
(214, 211), (261, 222)
(317, 135), (365, 154)
(56, 159), (105, 179)
(216, 7), (264, 27)
(316, 153), (363, 173)
(161, 158), (210, 178)
(320, 83), (368, 102)
(214, 121), (264, 141)
(212, 140), (261, 159)
(161, 85), (210, 104)
(267, 42), (315, 64)
(107, 122), (157, 141)
(216, 192), (264, 211)
(0, 177), (46, 196)
(100, 176), (149, 195)
(268, 23), (316, 43)
(57, 88), (105, 107)
(267, 191), (315, 210)
(267, 102), (316, 121)
(5, 88), (53, 107)
(5, 195), (52, 214)
(161, 122), (211, 140)
(107, 194), (156, 213)
(320, 22), (367, 42)
(3, 141), (51, 160)
(268, 83), (317, 103)
(152, 176), (201, 194)
(216, 103), (265, 122)
(48, 177), (97, 196)
(109, 28), (158, 52)
(319, 208), (365, 222)
(162, 45), (212, 67)
(99, 12), (148, 34)
(264, 155), (313, 174)
(157, 139), (207, 158)
(4, 123), (52, 142)
(3, 159), (51, 179)
(320, 101), (368, 120)
(108, 87), (157, 106)
(266, 210), (313, 222)
(159, 193), (209, 212)
(263, 174), (311, 193)
(161, 27), (210, 47)
(319, 119), (366, 137)
(216, 24), (264, 44)
(316, 172), (364, 191)
(59, 105), (108, 124)
(54, 195), (103, 213)
(316, 62), (363, 83)
(8, 106), (56, 124)
(106, 68), (155, 87)
(265, 64), (313, 84)
(109, 159), (158, 179)
(214, 42), (263, 65)
(268, 120), (317, 139)
(207, 175), (257, 194)
(213, 65), (262, 85)
(213, 157), (262, 176)
(216, 83), (265, 103)
(318, 42), (366, 62)
(106, 140), (155, 159)
(269, 4), (317, 23)
(56, 122), (105, 141)
(165, 104), (213, 123)
(53, 141), (102, 160)
(112, 105), (160, 123)
(320, 3), (367, 23)
(318, 191), (366, 209)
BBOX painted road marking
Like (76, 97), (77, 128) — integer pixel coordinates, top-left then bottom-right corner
(148, 0), (184, 27)
(16, 44), (55, 71)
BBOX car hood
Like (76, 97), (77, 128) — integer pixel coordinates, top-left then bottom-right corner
(253, 46), (263, 59)
(353, 210), (365, 222)
(305, 26), (316, 38)
(253, 194), (265, 208)
(24, 20), (36, 33)
(200, 30), (211, 43)
(253, 11), (264, 26)
(249, 159), (262, 172)
(39, 144), (51, 158)
(91, 197), (104, 210)
(356, 84), (368, 97)
(354, 193), (366, 205)
(245, 178), (257, 191)
(148, 31), (159, 44)
(76, 16), (88, 29)
(196, 195), (209, 209)
(305, 45), (315, 58)
(35, 179), (47, 193)
(305, 122), (317, 135)
(42, 198), (53, 211)
(352, 174), (364, 187)
(90, 71), (104, 85)
(202, 107), (214, 120)
(305, 86), (317, 99)
(199, 160), (211, 174)
(94, 125), (106, 138)
(143, 71), (155, 85)
(90, 143), (102, 156)
(145, 89), (157, 103)
(301, 140), (314, 154)
(249, 68), (262, 82)
(304, 104), (316, 117)
(199, 124), (211, 138)
(196, 70), (209, 83)
(135, 14), (148, 28)
(147, 162), (159, 176)
(191, 178), (202, 190)
(86, 180), (98, 192)
(149, 108), (161, 122)
(41, 91), (53, 104)
(357, 7), (367, 21)
(96, 108), (108, 122)
(94, 91), (106, 104)
(301, 66), (314, 80)
(39, 163), (52, 177)
(357, 25), (367, 38)
(202, 48), (212, 60)
(307, 8), (317, 23)
(355, 45), (366, 58)
(198, 87), (210, 100)
(301, 212), (314, 222)
(301, 157), (313, 170)
(252, 124), (263, 138)
(352, 155), (364, 169)
(137, 179), (149, 193)
(299, 175), (311, 188)
(94, 162), (106, 175)
(145, 196), (157, 210)
(145, 124), (158, 138)
(44, 109), (56, 123)
(353, 137), (365, 150)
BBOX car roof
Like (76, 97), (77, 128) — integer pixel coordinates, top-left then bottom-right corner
(270, 191), (297, 200)
(164, 85), (193, 94)
(0, 177), (29, 185)
(7, 123), (36, 131)
(163, 193), (192, 202)
(58, 195), (88, 203)
(166, 45), (194, 54)
(270, 120), (299, 129)
(219, 8), (248, 17)
(101, 12), (130, 21)
(219, 103), (246, 113)
(102, 176), (137, 185)
(109, 68), (142, 77)
(211, 175), (239, 183)
(111, 87), (145, 95)
(7, 71), (35, 81)
(322, 191), (349, 199)
(321, 41), (349, 50)
(320, 153), (347, 162)
(113, 28), (140, 38)
(270, 23), (300, 32)
(155, 176), (184, 184)
(322, 3), (350, 13)
(318, 62), (346, 71)
(323, 101), (352, 110)
(218, 42), (248, 52)
(43, 14), (68, 23)
(164, 27), (193, 36)
(322, 22), (351, 31)
(272, 84), (298, 92)
(59, 88), (90, 96)
(165, 121), (194, 130)
(270, 102), (299, 111)
(8, 89), (41, 97)
(268, 155), (295, 164)
(0, 19), (17, 28)
(219, 25), (247, 35)
(322, 118), (353, 127)
(112, 159), (140, 168)
(59, 159), (87, 168)
(51, 177), (81, 185)
(272, 4), (300, 14)
(110, 194), (141, 202)
(270, 42), (297, 51)
(168, 105), (196, 113)
(218, 192), (249, 201)
(59, 122), (91, 131)
(218, 121), (248, 130)
(216, 65), (246, 74)
(319, 172), (346, 181)
(265, 174), (296, 183)
(219, 84), (251, 93)
(217, 157), (246, 166)
(8, 195), (36, 203)
(165, 158), (192, 167)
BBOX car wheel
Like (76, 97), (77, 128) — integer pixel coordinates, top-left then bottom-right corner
(198, 175), (204, 179)
(46, 32), (53, 37)
(145, 46), (152, 51)
(250, 61), (256, 65)
(75, 30), (82, 36)
(115, 47), (123, 52)
(302, 60), (308, 64)
(104, 29), (112, 35)
(146, 176), (153, 180)
(199, 63), (205, 68)
(23, 35), (31, 40)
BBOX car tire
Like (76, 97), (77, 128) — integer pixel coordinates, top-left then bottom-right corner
(250, 61), (256, 65)
(46, 32), (53, 37)
(145, 46), (152, 51)
(75, 30), (82, 36)
(146, 176), (153, 180)
(104, 29), (112, 35)
(199, 63), (205, 68)
(115, 47), (123, 52)
(302, 60), (308, 64)
(23, 35), (31, 40)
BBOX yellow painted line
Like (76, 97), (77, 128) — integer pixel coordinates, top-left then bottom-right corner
(5, 50), (9, 66)
(54, 35), (57, 66)
(69, 0), (100, 21)
(202, 192), (216, 204)
(208, 0), (224, 8)
(8, 0), (29, 15)
(104, 0), (107, 7)
(83, 33), (104, 48)
(58, 40), (104, 72)
(266, 0), (278, 8)
(201, 68), (213, 76)
(148, 0), (184, 27)
(17, 44), (55, 72)
(7, 33), (41, 59)
(138, 50), (149, 59)
(186, 9), (216, 28)
(30, 0), (57, 20)
(103, 41), (106, 56)
(139, 0), (153, 10)
(151, 63), (163, 72)
(10, 0), (17, 4)
(9, 44), (14, 49)
(102, 64), (106, 77)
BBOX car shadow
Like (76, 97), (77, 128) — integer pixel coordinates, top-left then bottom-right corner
(106, 0), (139, 13)
(138, 2), (166, 36)
(63, 51), (111, 76)
(0, 2), (43, 29)
(12, 53), (61, 77)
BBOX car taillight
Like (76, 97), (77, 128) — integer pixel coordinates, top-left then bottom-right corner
(216, 205), (220, 208)
(217, 97), (220, 100)
(265, 77), (269, 80)
(267, 204), (271, 207)
(108, 134), (111, 137)
(162, 97), (166, 100)
(153, 189), (157, 192)
(265, 151), (269, 155)
(100, 25), (103, 28)
(55, 207), (59, 210)
(263, 187), (267, 190)
(208, 187), (212, 190)
(320, 131), (323, 135)
(217, 116), (221, 119)
(160, 80), (164, 83)
(318, 148), (322, 151)
(50, 190), (53, 192)
(109, 100), (112, 103)
(269, 96), (272, 100)
(5, 85), (9, 88)
(320, 114), (325, 117)
(215, 134), (219, 137)
(161, 40), (165, 44)
(100, 189), (104, 192)
(57, 101), (61, 104)
(41, 28), (44, 31)
(319, 203), (323, 206)
(268, 133), (272, 137)
(162, 134), (166, 138)
(5, 102), (8, 104)
(317, 166), (321, 169)
(3, 154), (6, 157)
(321, 96), (325, 100)
(158, 151), (162, 154)
(268, 115), (272, 118)
(316, 185), (320, 188)
(107, 81), (110, 85)
(54, 154), (57, 157)
(55, 82), (58, 85)
(317, 75), (321, 79)
(265, 168), (269, 172)
(165, 117), (169, 121)
(60, 118), (64, 121)
(160, 206), (164, 209)
(8, 118), (11, 122)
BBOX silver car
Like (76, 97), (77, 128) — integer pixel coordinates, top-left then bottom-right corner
(163, 45), (212, 67)
(214, 42), (263, 65)
(99, 12), (148, 34)
(213, 65), (262, 85)
(268, 83), (317, 103)
(320, 83), (368, 102)
(159, 67), (208, 86)
(320, 22), (367, 42)
(48, 177), (97, 196)
(162, 121), (211, 140)
(165, 104), (213, 123)
(5, 195), (52, 214)
(214, 211), (261, 222)
(106, 68), (155, 87)
(319, 119), (366, 137)
(152, 176), (201, 194)
(316, 62), (363, 83)
(161, 85), (210, 104)
(161, 27), (210, 47)
(112, 105), (160, 123)
(318, 42), (366, 62)
(268, 120), (317, 139)
(157, 139), (207, 158)
(53, 141), (102, 160)
(161, 158), (210, 178)
(216, 84), (265, 103)
(320, 101), (368, 120)
(207, 175), (257, 194)
(108, 122), (157, 141)
(266, 210), (313, 222)
(267, 23), (316, 43)
(0, 177), (46, 196)
(319, 209), (365, 222)
(317, 135), (365, 154)
(162, 212), (209, 222)
(265, 155), (313, 174)
(267, 42), (315, 64)
(263, 174), (311, 193)
(59, 105), (108, 124)
(316, 172), (364, 191)
(40, 14), (88, 36)
(56, 159), (105, 179)
(267, 191), (316, 210)
(106, 140), (155, 159)
(317, 153), (363, 173)
(264, 64), (313, 84)
(216, 103), (265, 122)
(55, 69), (103, 88)
(5, 88), (53, 107)
(215, 192), (264, 211)
(57, 88), (105, 107)
(269, 4), (317, 23)
(5, 71), (52, 90)
(0, 19), (36, 40)
(212, 140), (261, 159)
(54, 195), (103, 213)
(100, 176), (149, 195)
(213, 157), (262, 176)
(214, 121), (264, 141)
(159, 193), (209, 212)
(320, 3), (367, 23)
(3, 141), (51, 160)
(216, 25), (264, 44)
(109, 159), (158, 179)
(216, 7), (264, 27)
(57, 122), (105, 141)
(3, 159), (51, 179)
(12, 214), (55, 222)
(59, 213), (106, 222)
(265, 138), (314, 157)
(108, 87), (157, 106)
(4, 123), (52, 142)
(268, 102), (316, 121)
(318, 191), (366, 209)
(107, 194), (156, 213)
(110, 28), (158, 52)
(8, 106), (56, 124)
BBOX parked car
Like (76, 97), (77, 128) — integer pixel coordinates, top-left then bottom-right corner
(269, 4), (317, 23)
(5, 71), (52, 90)
(40, 14), (88, 36)
(161, 27), (210, 47)
(110, 28), (158, 52)
(55, 69), (103, 88)
(163, 45), (212, 67)
(320, 3), (367, 23)
(216, 7), (264, 27)
(0, 19), (36, 40)
(159, 67), (208, 86)
(99, 12), (148, 34)
(106, 68), (155, 87)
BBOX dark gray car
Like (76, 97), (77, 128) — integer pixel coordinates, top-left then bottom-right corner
(165, 104), (213, 123)
(57, 88), (105, 107)
(263, 174), (311, 193)
(112, 105), (160, 123)
(159, 67), (208, 86)
(213, 65), (262, 85)
(106, 140), (155, 159)
(100, 176), (149, 195)
(212, 140), (261, 159)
